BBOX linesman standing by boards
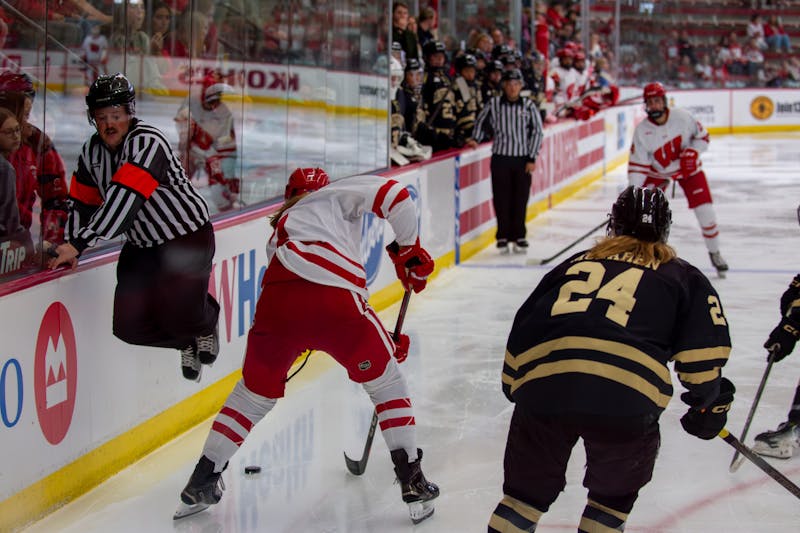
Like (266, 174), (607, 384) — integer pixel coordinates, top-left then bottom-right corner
(472, 68), (543, 255)
(489, 186), (734, 532)
(48, 73), (220, 383)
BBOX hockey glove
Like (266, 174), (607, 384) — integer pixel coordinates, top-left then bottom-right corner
(386, 239), (434, 293)
(779, 274), (800, 317)
(393, 333), (410, 363)
(679, 148), (701, 178)
(764, 318), (800, 362)
(680, 377), (735, 440)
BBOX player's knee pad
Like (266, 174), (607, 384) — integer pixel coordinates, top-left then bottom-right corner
(227, 380), (277, 423)
(361, 358), (408, 405)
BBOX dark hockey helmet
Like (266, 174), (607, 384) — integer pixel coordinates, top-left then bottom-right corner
(609, 186), (672, 243)
(422, 40), (446, 58)
(86, 73), (135, 124)
(466, 48), (487, 62)
(405, 58), (422, 72)
(501, 68), (524, 83)
(454, 53), (477, 72)
(285, 167), (330, 200)
(491, 44), (511, 60)
(485, 60), (504, 74)
(0, 71), (36, 99)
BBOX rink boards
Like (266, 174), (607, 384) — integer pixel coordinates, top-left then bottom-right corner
(0, 87), (798, 531)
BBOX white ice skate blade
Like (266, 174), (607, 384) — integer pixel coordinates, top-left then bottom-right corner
(716, 270), (727, 279)
(408, 500), (436, 524)
(173, 501), (210, 520)
(499, 248), (510, 255)
(512, 246), (528, 255)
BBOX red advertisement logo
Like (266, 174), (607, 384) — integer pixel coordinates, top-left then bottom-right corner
(34, 302), (78, 445)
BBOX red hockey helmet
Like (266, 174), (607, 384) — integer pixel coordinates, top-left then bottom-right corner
(643, 81), (666, 101)
(0, 71), (36, 99)
(285, 167), (330, 199)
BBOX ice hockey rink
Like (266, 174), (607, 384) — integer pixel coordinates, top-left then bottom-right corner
(20, 132), (800, 532)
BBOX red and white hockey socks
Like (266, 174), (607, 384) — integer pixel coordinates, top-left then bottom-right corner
(693, 203), (721, 253)
(361, 359), (418, 460)
(202, 380), (277, 472)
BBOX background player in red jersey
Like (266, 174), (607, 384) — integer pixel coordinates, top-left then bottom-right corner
(489, 186), (734, 532)
(175, 168), (439, 524)
(628, 81), (728, 277)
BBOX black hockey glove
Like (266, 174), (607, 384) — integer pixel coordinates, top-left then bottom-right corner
(764, 318), (800, 362)
(779, 274), (800, 316)
(680, 378), (735, 440)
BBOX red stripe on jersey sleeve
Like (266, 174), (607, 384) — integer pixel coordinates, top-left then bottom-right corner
(379, 416), (416, 430)
(376, 397), (412, 414)
(287, 241), (367, 288)
(212, 421), (245, 446)
(371, 180), (397, 218)
(69, 174), (103, 206)
(387, 186), (410, 211)
(220, 406), (254, 432)
(111, 163), (159, 199)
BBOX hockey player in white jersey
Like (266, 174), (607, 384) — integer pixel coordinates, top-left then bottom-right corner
(628, 81), (728, 276)
(175, 72), (239, 212)
(174, 168), (439, 524)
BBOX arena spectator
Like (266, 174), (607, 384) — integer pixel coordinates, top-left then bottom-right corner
(170, 10), (210, 58)
(764, 14), (791, 53)
(392, 2), (419, 61)
(0, 107), (31, 273)
(747, 13), (767, 51)
(147, 1), (173, 56)
(110, 0), (149, 54)
(417, 6), (437, 50)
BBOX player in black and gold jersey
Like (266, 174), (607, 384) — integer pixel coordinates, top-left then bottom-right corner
(489, 186), (735, 533)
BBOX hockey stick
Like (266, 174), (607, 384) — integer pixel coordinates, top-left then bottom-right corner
(729, 350), (776, 473)
(344, 289), (412, 476)
(719, 428), (800, 499)
(526, 219), (608, 266)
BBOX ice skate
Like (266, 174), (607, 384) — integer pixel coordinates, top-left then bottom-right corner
(497, 239), (510, 255)
(391, 448), (439, 524)
(180, 343), (202, 382)
(512, 239), (529, 254)
(753, 421), (800, 459)
(174, 456), (226, 520)
(197, 323), (220, 365)
(709, 251), (728, 279)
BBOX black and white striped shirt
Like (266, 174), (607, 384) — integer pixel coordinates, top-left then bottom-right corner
(67, 118), (210, 252)
(472, 95), (544, 161)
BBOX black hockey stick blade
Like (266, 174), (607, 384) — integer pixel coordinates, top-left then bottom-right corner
(344, 411), (378, 475)
(343, 290), (412, 475)
(729, 352), (776, 473)
(719, 429), (800, 499)
(526, 219), (608, 266)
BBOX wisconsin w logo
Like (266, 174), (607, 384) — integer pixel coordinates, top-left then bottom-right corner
(653, 135), (682, 167)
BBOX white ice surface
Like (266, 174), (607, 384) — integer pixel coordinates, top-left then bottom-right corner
(21, 133), (800, 532)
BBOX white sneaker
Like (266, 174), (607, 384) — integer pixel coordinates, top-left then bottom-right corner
(753, 421), (800, 459)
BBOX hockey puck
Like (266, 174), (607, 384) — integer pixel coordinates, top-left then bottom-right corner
(244, 465), (262, 475)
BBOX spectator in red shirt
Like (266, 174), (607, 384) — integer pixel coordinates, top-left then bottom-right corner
(764, 14), (791, 53)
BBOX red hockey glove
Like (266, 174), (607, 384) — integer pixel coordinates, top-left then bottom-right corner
(764, 318), (800, 362)
(680, 377), (735, 440)
(386, 239), (434, 293)
(679, 148), (701, 178)
(572, 106), (595, 121)
(206, 156), (225, 185)
(225, 177), (241, 195)
(393, 333), (410, 363)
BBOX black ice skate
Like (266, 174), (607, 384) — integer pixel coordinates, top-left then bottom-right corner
(497, 239), (510, 255)
(173, 456), (226, 519)
(196, 323), (220, 365)
(180, 343), (202, 382)
(391, 448), (440, 524)
(512, 239), (529, 254)
(753, 421), (800, 459)
(709, 251), (729, 279)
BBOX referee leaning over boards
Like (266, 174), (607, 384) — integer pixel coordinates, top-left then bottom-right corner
(472, 68), (543, 254)
(48, 73), (220, 383)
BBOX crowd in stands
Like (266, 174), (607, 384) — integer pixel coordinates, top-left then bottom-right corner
(388, 0), (620, 164)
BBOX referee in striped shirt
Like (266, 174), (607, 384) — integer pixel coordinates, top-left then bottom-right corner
(473, 68), (543, 254)
(49, 73), (220, 383)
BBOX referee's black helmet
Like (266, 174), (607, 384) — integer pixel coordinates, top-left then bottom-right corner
(86, 73), (136, 124)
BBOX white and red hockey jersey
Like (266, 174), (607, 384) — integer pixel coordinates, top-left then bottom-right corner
(175, 98), (237, 163)
(628, 107), (710, 185)
(267, 175), (418, 300)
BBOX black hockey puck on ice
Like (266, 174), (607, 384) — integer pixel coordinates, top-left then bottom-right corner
(244, 465), (262, 475)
